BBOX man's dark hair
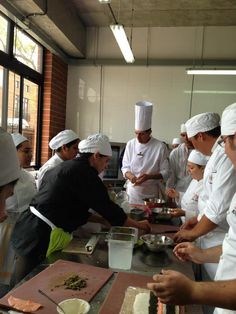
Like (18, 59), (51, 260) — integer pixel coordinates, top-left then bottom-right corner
(205, 126), (221, 138)
(56, 138), (79, 152)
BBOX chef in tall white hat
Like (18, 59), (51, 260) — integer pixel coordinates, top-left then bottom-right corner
(173, 111), (236, 281)
(37, 129), (80, 188)
(166, 123), (194, 194)
(147, 103), (236, 314)
(0, 128), (20, 222)
(122, 101), (170, 204)
(1, 132), (36, 285)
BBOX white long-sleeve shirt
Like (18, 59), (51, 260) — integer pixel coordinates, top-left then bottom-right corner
(214, 193), (236, 314)
(166, 143), (192, 193)
(198, 141), (236, 279)
(37, 153), (63, 188)
(121, 137), (170, 204)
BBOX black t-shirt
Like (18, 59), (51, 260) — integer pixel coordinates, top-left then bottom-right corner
(11, 156), (127, 256)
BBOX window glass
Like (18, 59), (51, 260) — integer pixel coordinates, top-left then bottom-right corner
(7, 71), (20, 132)
(0, 14), (8, 53)
(22, 78), (39, 164)
(13, 27), (43, 73)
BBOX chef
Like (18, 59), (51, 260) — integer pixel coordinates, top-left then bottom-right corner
(11, 133), (151, 286)
(166, 123), (193, 194)
(167, 149), (208, 223)
(0, 134), (36, 286)
(147, 103), (236, 314)
(171, 137), (182, 149)
(0, 129), (20, 221)
(174, 112), (236, 280)
(122, 101), (170, 204)
(37, 129), (79, 188)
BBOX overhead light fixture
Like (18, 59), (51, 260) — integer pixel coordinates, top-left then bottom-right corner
(186, 68), (236, 75)
(98, 0), (111, 3)
(110, 24), (135, 63)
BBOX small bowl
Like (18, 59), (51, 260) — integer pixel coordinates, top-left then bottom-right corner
(143, 198), (166, 208)
(57, 298), (90, 314)
(140, 234), (173, 252)
(130, 208), (145, 221)
(152, 207), (172, 220)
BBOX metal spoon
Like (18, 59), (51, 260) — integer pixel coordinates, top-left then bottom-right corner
(38, 289), (66, 314)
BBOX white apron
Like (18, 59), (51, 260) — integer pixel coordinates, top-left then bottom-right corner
(0, 169), (36, 285)
(214, 194), (236, 314)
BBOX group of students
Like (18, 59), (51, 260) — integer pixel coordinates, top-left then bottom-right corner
(147, 103), (236, 314)
(0, 130), (151, 291)
(1, 101), (236, 313)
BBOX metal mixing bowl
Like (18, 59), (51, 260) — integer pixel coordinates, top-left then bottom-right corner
(152, 207), (172, 220)
(140, 234), (173, 252)
(143, 198), (166, 208)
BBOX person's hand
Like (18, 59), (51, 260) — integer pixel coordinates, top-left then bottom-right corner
(166, 188), (179, 199)
(180, 216), (198, 230)
(134, 174), (150, 185)
(173, 229), (196, 243)
(0, 210), (7, 223)
(173, 242), (204, 264)
(170, 208), (185, 218)
(147, 270), (195, 304)
(130, 176), (137, 184)
(137, 219), (151, 233)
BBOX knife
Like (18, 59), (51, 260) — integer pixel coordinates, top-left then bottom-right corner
(0, 302), (33, 313)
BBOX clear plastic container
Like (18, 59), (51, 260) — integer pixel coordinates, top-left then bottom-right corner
(108, 233), (134, 270)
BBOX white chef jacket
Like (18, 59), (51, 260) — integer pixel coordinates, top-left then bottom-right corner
(178, 179), (203, 223)
(37, 153), (63, 188)
(166, 143), (192, 193)
(197, 141), (236, 279)
(0, 169), (37, 284)
(121, 137), (170, 204)
(214, 193), (236, 314)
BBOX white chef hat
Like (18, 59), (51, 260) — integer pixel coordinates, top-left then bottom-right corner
(49, 130), (79, 150)
(172, 138), (182, 145)
(11, 133), (28, 147)
(221, 103), (236, 136)
(180, 123), (187, 133)
(188, 149), (208, 166)
(0, 128), (20, 187)
(185, 112), (220, 138)
(135, 101), (153, 131)
(79, 133), (112, 157)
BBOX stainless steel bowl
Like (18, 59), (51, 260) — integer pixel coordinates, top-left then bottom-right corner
(143, 198), (166, 208)
(140, 234), (173, 252)
(130, 208), (145, 221)
(152, 207), (172, 220)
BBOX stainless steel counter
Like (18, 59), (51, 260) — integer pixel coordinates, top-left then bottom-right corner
(11, 221), (202, 313)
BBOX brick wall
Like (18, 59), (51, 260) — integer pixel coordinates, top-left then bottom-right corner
(41, 50), (68, 164)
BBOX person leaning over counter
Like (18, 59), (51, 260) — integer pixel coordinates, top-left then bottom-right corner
(147, 102), (236, 314)
(37, 129), (80, 188)
(10, 133), (151, 286)
(122, 101), (170, 204)
(173, 112), (236, 280)
(166, 149), (208, 223)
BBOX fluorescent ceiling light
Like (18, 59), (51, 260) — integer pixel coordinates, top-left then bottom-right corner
(187, 69), (236, 75)
(110, 24), (135, 63)
(98, 0), (111, 3)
